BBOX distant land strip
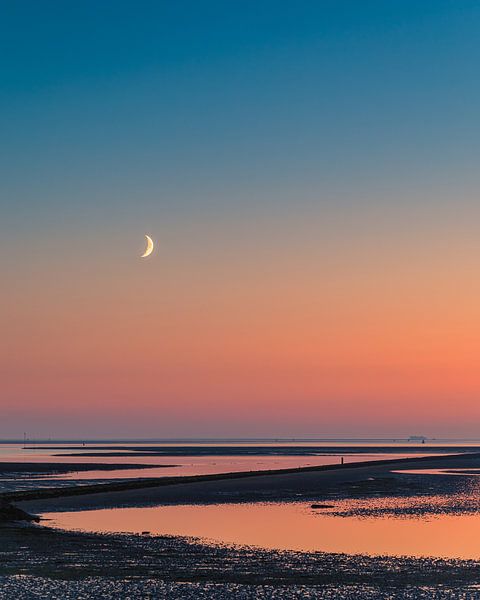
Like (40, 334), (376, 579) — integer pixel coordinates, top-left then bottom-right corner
(3, 451), (479, 503)
(25, 444), (480, 457)
(0, 463), (168, 474)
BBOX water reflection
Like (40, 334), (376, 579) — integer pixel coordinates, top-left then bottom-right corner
(394, 468), (480, 476)
(40, 454), (422, 480)
(0, 446), (430, 493)
(43, 499), (480, 559)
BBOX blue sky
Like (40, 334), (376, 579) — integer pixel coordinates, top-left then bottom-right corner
(3, 2), (480, 437)
(3, 1), (480, 230)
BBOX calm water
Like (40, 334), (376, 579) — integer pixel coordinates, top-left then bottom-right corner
(0, 442), (438, 491)
(43, 499), (480, 559)
(10, 441), (480, 560)
(0, 443), (424, 474)
(36, 454), (433, 480)
(394, 468), (480, 476)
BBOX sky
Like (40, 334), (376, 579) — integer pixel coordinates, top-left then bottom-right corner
(2, 1), (480, 438)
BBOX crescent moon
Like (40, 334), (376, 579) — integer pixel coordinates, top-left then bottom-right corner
(141, 235), (154, 258)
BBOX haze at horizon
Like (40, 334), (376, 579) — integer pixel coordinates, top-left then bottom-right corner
(3, 1), (480, 438)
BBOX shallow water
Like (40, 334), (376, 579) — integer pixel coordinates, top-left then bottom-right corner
(0, 443), (432, 492)
(394, 467), (480, 476)
(37, 453), (430, 480)
(43, 497), (480, 559)
(0, 453), (423, 493)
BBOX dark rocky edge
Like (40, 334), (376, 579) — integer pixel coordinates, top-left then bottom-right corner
(0, 500), (39, 523)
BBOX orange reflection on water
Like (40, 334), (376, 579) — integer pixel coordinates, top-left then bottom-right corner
(40, 454), (424, 481)
(393, 468), (480, 476)
(44, 501), (480, 559)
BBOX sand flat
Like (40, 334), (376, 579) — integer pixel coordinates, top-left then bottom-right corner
(18, 452), (480, 513)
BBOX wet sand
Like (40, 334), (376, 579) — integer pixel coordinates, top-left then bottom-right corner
(2, 523), (480, 595)
(0, 462), (163, 474)
(3, 453), (480, 598)
(31, 443), (480, 456)
(17, 452), (480, 513)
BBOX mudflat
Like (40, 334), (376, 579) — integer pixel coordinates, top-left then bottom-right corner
(17, 452), (480, 513)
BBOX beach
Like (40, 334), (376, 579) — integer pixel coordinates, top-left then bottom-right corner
(2, 524), (480, 599)
(3, 451), (480, 598)
(15, 451), (480, 511)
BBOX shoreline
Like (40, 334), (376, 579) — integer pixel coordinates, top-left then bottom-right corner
(0, 462), (167, 474)
(3, 452), (480, 597)
(1, 521), (480, 596)
(15, 451), (480, 514)
(4, 521), (480, 583)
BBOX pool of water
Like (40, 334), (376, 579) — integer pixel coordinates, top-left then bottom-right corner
(394, 468), (480, 476)
(37, 453), (429, 480)
(0, 442), (433, 492)
(43, 499), (480, 560)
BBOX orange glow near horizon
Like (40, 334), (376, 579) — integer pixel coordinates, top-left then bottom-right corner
(3, 206), (480, 437)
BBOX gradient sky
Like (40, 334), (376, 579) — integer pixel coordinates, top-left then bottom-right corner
(3, 1), (480, 438)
